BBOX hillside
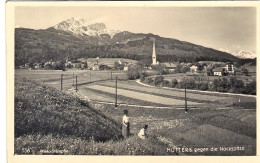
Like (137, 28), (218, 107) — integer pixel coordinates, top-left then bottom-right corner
(15, 76), (121, 141)
(15, 18), (239, 67)
(15, 76), (172, 155)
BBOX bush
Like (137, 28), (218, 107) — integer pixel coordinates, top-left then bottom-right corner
(198, 83), (209, 91)
(145, 77), (154, 84)
(162, 80), (170, 87)
(178, 79), (196, 89)
(153, 75), (164, 86)
(243, 81), (256, 95)
(127, 66), (140, 80)
(171, 79), (178, 88)
(140, 73), (148, 82)
(53, 61), (65, 70)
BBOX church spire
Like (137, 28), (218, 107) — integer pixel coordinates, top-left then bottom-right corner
(152, 38), (157, 65)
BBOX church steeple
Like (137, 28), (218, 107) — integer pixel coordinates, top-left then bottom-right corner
(152, 38), (157, 65)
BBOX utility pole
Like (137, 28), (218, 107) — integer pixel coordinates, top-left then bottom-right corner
(72, 73), (74, 86)
(90, 71), (91, 82)
(184, 78), (188, 113)
(111, 71), (112, 80)
(76, 75), (78, 92)
(115, 76), (118, 107)
(61, 74), (63, 91)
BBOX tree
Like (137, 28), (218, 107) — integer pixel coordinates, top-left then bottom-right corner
(53, 61), (65, 70)
(81, 61), (88, 69)
(243, 80), (256, 95)
(170, 79), (178, 88)
(180, 65), (189, 73)
(127, 66), (140, 80)
(241, 67), (249, 76)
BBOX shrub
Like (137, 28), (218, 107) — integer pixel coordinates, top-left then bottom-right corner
(162, 80), (170, 87)
(243, 81), (256, 95)
(127, 66), (140, 80)
(178, 79), (196, 89)
(171, 79), (178, 88)
(146, 77), (154, 84)
(154, 76), (164, 86)
(198, 83), (209, 91)
(140, 73), (148, 82)
(53, 60), (65, 70)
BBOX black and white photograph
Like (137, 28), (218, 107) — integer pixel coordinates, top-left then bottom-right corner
(7, 1), (258, 159)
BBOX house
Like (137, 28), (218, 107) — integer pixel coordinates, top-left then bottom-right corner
(24, 63), (29, 69)
(65, 61), (72, 68)
(190, 65), (198, 73)
(123, 66), (129, 71)
(91, 64), (99, 70)
(162, 62), (177, 73)
(213, 67), (225, 76)
(225, 62), (234, 74)
(34, 63), (43, 70)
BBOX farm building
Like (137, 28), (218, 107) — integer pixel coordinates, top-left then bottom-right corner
(123, 66), (129, 71)
(162, 62), (177, 73)
(213, 67), (225, 76)
(91, 64), (100, 70)
(190, 65), (198, 73)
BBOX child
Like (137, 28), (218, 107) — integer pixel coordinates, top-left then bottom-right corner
(138, 124), (148, 139)
(122, 109), (130, 138)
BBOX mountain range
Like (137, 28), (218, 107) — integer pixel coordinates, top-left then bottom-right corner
(15, 17), (246, 67)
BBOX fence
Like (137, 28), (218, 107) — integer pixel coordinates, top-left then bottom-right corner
(37, 70), (128, 91)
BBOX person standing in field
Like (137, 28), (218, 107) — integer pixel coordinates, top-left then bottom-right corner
(122, 109), (130, 138)
(138, 124), (148, 139)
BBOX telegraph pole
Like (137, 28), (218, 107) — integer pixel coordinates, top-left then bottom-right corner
(76, 75), (78, 92)
(72, 73), (74, 86)
(115, 76), (118, 107)
(184, 78), (188, 113)
(61, 74), (63, 91)
(90, 71), (91, 82)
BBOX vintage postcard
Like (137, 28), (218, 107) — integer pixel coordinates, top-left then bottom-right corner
(6, 1), (260, 163)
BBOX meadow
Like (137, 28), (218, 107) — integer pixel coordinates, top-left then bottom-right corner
(15, 69), (256, 155)
(15, 76), (172, 155)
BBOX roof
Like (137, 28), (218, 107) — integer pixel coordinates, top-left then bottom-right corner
(213, 67), (224, 72)
(190, 65), (198, 68)
(162, 62), (177, 68)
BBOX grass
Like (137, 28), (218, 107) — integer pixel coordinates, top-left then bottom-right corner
(15, 75), (173, 155)
(15, 134), (172, 155)
(88, 102), (256, 155)
(15, 76), (121, 141)
(15, 70), (256, 155)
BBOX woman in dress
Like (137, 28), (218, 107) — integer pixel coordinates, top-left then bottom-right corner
(122, 109), (130, 138)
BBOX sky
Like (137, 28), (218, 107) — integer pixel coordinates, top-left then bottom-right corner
(15, 6), (256, 55)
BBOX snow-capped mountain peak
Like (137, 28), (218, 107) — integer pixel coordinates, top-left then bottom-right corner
(53, 17), (120, 38)
(234, 50), (256, 59)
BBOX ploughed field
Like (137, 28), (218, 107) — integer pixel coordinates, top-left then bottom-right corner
(15, 69), (256, 155)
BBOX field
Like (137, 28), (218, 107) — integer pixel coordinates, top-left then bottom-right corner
(15, 69), (256, 155)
